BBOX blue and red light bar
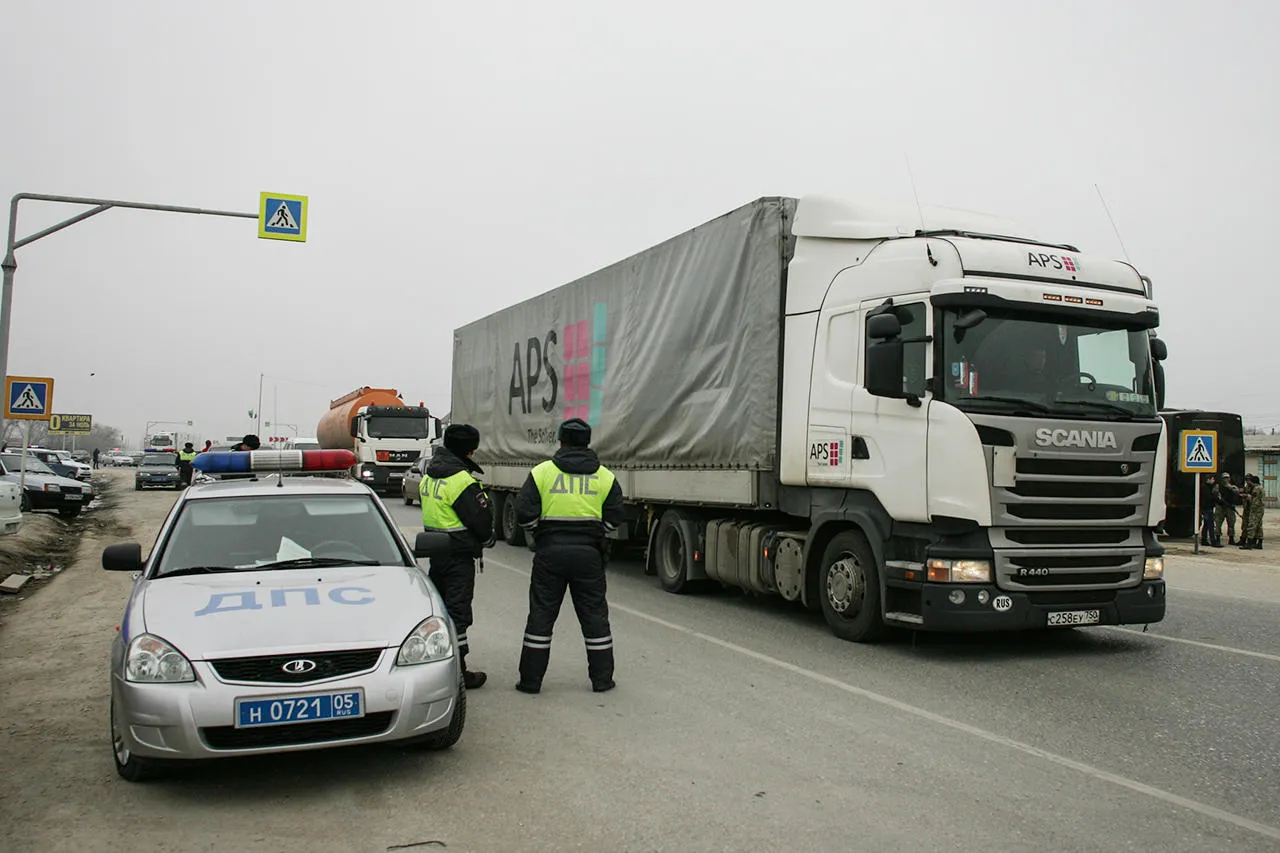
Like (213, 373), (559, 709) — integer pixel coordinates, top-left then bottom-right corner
(193, 449), (357, 474)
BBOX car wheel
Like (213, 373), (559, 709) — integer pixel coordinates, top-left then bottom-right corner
(413, 675), (467, 751)
(818, 530), (888, 643)
(58, 506), (82, 519)
(111, 696), (158, 782)
(501, 495), (526, 547)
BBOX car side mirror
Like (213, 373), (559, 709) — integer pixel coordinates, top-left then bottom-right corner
(414, 531), (452, 559)
(102, 543), (143, 572)
(866, 340), (906, 399)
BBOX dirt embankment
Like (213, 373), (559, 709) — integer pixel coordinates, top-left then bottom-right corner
(0, 469), (167, 621)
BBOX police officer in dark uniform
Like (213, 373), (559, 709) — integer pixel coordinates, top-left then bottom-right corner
(178, 442), (198, 486)
(420, 424), (494, 689)
(514, 418), (624, 694)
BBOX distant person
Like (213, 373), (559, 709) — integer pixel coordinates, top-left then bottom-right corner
(514, 417), (624, 694)
(231, 434), (261, 452)
(1239, 474), (1265, 550)
(1213, 473), (1242, 547)
(202, 440), (212, 453)
(92, 448), (100, 470)
(177, 442), (198, 486)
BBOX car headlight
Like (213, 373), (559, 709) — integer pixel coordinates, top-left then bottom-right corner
(926, 558), (992, 583)
(43, 484), (60, 493)
(125, 634), (195, 683)
(1144, 557), (1164, 579)
(396, 617), (453, 666)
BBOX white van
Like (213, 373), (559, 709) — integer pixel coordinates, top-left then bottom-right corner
(285, 437), (322, 451)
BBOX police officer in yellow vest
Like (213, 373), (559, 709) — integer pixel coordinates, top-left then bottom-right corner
(421, 424), (495, 689)
(178, 442), (198, 487)
(514, 418), (624, 694)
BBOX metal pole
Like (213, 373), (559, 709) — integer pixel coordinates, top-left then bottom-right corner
(18, 421), (29, 494)
(1, 192), (259, 386)
(1194, 476), (1201, 555)
(256, 373), (264, 436)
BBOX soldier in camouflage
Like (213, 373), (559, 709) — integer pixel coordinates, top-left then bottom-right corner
(1239, 474), (1265, 550)
(1213, 473), (1241, 547)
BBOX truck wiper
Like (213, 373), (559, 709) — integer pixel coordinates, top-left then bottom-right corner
(1056, 399), (1136, 420)
(254, 557), (380, 570)
(162, 565), (240, 577)
(957, 395), (1054, 414)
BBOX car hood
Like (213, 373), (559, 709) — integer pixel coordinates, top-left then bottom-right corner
(1, 470), (82, 489)
(139, 565), (439, 658)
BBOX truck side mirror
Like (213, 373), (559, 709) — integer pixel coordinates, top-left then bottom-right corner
(1150, 338), (1168, 361)
(349, 419), (359, 438)
(867, 313), (901, 340)
(866, 340), (906, 399)
(1153, 361), (1166, 410)
(102, 543), (143, 572)
(433, 419), (443, 441)
(414, 531), (452, 559)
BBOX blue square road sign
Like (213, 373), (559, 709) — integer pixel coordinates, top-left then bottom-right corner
(1180, 429), (1217, 473)
(4, 375), (54, 420)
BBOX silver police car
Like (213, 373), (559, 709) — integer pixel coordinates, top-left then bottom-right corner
(102, 450), (464, 781)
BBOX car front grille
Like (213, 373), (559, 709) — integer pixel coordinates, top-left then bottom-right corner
(201, 712), (395, 750)
(209, 648), (384, 684)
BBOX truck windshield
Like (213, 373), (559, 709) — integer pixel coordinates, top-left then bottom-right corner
(940, 308), (1157, 419)
(366, 416), (430, 439)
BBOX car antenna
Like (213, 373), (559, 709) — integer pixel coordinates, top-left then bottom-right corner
(905, 152), (927, 232)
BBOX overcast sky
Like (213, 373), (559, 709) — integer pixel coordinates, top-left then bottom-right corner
(1, 0), (1276, 445)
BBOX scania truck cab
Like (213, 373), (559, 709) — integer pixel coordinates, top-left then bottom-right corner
(784, 198), (1169, 639)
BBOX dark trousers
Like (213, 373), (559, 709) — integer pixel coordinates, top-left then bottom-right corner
(519, 544), (613, 686)
(428, 553), (477, 665)
(178, 461), (193, 486)
(1200, 508), (1215, 543)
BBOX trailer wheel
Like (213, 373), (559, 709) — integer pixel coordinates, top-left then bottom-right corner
(818, 531), (888, 643)
(655, 510), (692, 593)
(501, 495), (527, 547)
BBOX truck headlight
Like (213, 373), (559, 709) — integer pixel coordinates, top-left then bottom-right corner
(1143, 557), (1164, 579)
(126, 634), (195, 683)
(927, 558), (992, 583)
(396, 617), (453, 666)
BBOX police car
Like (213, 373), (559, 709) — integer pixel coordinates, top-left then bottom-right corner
(102, 449), (465, 781)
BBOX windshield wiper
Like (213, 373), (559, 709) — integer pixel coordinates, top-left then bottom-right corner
(162, 565), (240, 577)
(1056, 399), (1137, 420)
(955, 395), (1054, 414)
(253, 557), (380, 570)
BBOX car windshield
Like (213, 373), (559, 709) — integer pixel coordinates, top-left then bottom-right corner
(153, 493), (407, 576)
(142, 454), (177, 467)
(940, 308), (1158, 419)
(366, 416), (430, 439)
(1, 454), (55, 475)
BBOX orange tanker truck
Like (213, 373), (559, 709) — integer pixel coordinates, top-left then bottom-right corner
(316, 387), (440, 494)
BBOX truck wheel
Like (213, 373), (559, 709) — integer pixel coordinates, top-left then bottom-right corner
(655, 510), (693, 593)
(502, 496), (527, 547)
(818, 531), (888, 643)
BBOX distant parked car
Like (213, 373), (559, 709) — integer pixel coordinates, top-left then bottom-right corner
(106, 452), (135, 467)
(0, 480), (22, 535)
(71, 450), (92, 464)
(401, 452), (430, 506)
(27, 448), (84, 481)
(51, 450), (92, 480)
(0, 453), (93, 518)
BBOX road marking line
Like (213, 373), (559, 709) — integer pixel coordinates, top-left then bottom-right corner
(486, 553), (1280, 844)
(1102, 627), (1280, 663)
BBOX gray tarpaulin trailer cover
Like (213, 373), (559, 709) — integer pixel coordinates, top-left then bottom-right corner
(451, 197), (798, 471)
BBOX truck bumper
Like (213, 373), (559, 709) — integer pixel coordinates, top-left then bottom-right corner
(357, 464), (405, 493)
(901, 580), (1166, 631)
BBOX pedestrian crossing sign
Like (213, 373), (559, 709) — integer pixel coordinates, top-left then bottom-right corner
(4, 375), (54, 420)
(258, 192), (308, 242)
(1180, 429), (1217, 473)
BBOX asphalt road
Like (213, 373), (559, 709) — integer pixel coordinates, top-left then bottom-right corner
(3, 476), (1278, 853)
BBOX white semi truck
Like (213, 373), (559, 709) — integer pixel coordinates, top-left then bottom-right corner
(450, 197), (1170, 641)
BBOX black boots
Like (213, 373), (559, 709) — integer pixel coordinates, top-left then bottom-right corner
(461, 659), (487, 689)
(1236, 537), (1264, 550)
